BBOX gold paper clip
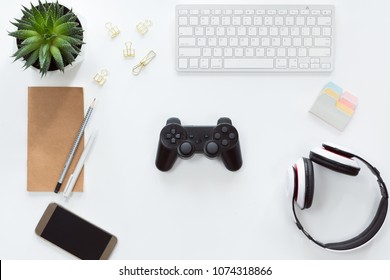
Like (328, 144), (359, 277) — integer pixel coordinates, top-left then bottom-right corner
(105, 22), (120, 38)
(93, 69), (109, 85)
(132, 51), (156, 75)
(123, 41), (135, 57)
(136, 19), (152, 35)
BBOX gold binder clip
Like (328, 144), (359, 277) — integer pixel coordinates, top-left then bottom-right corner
(123, 41), (135, 57)
(136, 19), (152, 35)
(93, 69), (109, 85)
(132, 51), (156, 75)
(105, 22), (120, 38)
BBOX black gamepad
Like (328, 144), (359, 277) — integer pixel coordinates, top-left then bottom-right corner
(155, 117), (243, 171)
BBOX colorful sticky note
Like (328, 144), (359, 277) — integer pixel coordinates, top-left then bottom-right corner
(309, 82), (358, 131)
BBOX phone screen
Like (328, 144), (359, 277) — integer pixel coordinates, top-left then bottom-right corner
(36, 203), (117, 259)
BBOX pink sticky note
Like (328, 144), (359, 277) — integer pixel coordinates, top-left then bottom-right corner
(342, 91), (358, 106)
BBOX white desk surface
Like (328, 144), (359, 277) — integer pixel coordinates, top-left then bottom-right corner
(1, 0), (390, 260)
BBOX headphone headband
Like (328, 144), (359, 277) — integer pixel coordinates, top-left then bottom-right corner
(291, 144), (388, 251)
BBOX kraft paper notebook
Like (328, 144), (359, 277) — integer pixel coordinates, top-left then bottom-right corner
(28, 87), (84, 192)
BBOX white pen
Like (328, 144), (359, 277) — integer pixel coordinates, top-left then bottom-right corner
(63, 129), (98, 198)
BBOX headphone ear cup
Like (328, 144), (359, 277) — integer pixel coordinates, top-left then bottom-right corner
(303, 158), (315, 209)
(294, 158), (315, 210)
(310, 147), (360, 176)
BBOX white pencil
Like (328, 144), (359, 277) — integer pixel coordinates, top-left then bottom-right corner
(63, 129), (98, 198)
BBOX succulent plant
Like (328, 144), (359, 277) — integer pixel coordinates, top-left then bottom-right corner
(9, 1), (84, 76)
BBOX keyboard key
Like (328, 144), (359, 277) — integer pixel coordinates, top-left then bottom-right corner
(179, 48), (201, 57)
(179, 17), (188, 25)
(189, 58), (199, 68)
(179, 27), (193, 36)
(323, 27), (332, 36)
(224, 58), (274, 69)
(190, 17), (199, 25)
(235, 48), (244, 57)
(179, 58), (188, 68)
(309, 48), (331, 57)
(197, 38), (206, 46)
(195, 27), (204, 36)
(203, 48), (212, 56)
(210, 58), (222, 69)
(289, 58), (298, 68)
(318, 17), (332, 26)
(245, 48), (254, 57)
(276, 58), (287, 68)
(314, 38), (331, 47)
(224, 48), (233, 56)
(200, 58), (209, 68)
(179, 38), (196, 46)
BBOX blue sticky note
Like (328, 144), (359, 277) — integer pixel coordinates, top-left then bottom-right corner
(322, 82), (343, 95)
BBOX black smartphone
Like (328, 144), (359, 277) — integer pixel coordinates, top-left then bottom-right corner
(35, 203), (117, 260)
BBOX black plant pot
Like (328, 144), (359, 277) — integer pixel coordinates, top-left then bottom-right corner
(15, 3), (84, 73)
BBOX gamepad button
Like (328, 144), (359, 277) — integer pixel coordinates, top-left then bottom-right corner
(179, 142), (193, 156)
(206, 141), (219, 155)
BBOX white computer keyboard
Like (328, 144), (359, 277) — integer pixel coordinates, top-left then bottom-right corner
(176, 5), (335, 72)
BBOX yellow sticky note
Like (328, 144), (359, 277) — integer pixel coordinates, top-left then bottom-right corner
(322, 88), (340, 100)
(336, 100), (354, 116)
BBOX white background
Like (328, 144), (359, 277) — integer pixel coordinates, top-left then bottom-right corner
(1, 0), (390, 260)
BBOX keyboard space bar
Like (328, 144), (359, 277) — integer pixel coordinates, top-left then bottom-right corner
(224, 59), (274, 69)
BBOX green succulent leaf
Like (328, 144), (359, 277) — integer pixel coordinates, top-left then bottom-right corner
(9, 29), (39, 39)
(60, 49), (75, 65)
(50, 45), (64, 71)
(13, 42), (41, 60)
(30, 3), (45, 26)
(57, 35), (83, 46)
(55, 13), (76, 26)
(24, 49), (40, 69)
(21, 35), (43, 47)
(39, 43), (50, 67)
(40, 51), (52, 77)
(54, 22), (78, 35)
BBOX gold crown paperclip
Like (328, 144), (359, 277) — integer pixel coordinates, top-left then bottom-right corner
(105, 22), (120, 38)
(136, 19), (152, 35)
(93, 69), (109, 85)
(132, 51), (156, 75)
(123, 41), (135, 57)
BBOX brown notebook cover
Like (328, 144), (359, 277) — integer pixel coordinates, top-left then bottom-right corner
(27, 87), (84, 192)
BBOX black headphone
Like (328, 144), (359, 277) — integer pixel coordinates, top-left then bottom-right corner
(287, 142), (388, 250)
